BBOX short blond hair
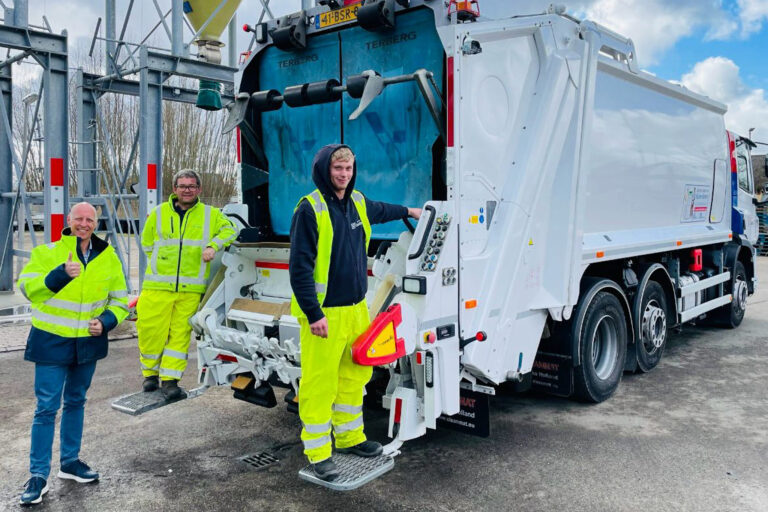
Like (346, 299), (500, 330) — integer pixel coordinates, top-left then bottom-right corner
(330, 147), (354, 163)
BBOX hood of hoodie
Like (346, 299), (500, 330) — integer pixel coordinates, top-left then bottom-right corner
(312, 143), (357, 202)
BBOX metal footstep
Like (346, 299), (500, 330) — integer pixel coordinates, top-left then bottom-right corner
(298, 453), (394, 491)
(110, 388), (188, 416)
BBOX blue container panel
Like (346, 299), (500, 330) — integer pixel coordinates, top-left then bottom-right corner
(341, 8), (444, 239)
(260, 34), (341, 236)
(260, 8), (444, 239)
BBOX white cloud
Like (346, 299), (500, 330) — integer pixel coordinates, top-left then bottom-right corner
(682, 57), (768, 144)
(580, 0), (736, 66)
(738, 0), (768, 36)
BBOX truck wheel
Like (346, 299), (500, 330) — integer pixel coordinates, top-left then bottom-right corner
(720, 261), (748, 328)
(574, 291), (627, 403)
(635, 281), (668, 373)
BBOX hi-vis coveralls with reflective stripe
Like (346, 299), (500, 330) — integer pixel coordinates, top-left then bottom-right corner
(18, 236), (129, 339)
(138, 195), (236, 381)
(290, 190), (373, 463)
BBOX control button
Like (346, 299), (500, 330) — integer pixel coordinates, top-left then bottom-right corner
(436, 217), (443, 225)
(427, 262), (435, 270)
(434, 248), (440, 254)
(427, 247), (434, 254)
(429, 254), (437, 262)
(421, 263), (429, 271)
(429, 240), (436, 247)
(437, 240), (443, 247)
(437, 232), (445, 240)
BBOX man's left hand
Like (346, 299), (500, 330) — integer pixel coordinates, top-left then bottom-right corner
(408, 207), (422, 220)
(88, 319), (103, 337)
(202, 247), (216, 262)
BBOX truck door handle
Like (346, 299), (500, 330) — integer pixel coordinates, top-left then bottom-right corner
(408, 205), (437, 260)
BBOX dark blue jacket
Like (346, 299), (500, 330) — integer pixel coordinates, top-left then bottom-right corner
(289, 144), (408, 323)
(24, 230), (119, 366)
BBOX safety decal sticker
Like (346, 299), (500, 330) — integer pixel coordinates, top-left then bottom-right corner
(468, 207), (485, 225)
(681, 184), (711, 223)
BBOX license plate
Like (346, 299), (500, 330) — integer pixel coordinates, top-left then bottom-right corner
(316, 4), (359, 29)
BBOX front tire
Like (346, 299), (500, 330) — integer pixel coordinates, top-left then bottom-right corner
(711, 261), (747, 328)
(574, 291), (628, 403)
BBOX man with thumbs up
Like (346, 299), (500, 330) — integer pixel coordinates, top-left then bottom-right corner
(16, 202), (129, 506)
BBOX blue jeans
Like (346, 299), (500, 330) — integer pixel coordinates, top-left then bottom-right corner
(29, 361), (97, 479)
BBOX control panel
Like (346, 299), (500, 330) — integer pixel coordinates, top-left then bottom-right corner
(421, 213), (451, 271)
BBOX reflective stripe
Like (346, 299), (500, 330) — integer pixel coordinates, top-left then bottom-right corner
(333, 403), (363, 415)
(302, 434), (332, 450)
(19, 273), (40, 279)
(141, 352), (161, 360)
(309, 190), (327, 213)
(315, 282), (326, 294)
(179, 276), (207, 286)
(110, 290), (129, 298)
(45, 297), (107, 313)
(159, 368), (184, 379)
(19, 281), (29, 300)
(303, 420), (332, 434)
(141, 245), (154, 255)
(144, 274), (176, 283)
(32, 310), (91, 330)
(155, 239), (207, 248)
(141, 362), (160, 371)
(333, 415), (364, 433)
(351, 190), (364, 202)
(198, 206), (212, 279)
(107, 300), (129, 311)
(163, 348), (189, 360)
(151, 206), (164, 274)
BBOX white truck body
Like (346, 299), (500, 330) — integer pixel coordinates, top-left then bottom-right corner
(191, 1), (758, 454)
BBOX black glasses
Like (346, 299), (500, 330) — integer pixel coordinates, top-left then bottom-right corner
(175, 185), (199, 191)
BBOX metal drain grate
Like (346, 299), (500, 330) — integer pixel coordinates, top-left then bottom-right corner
(240, 451), (280, 470)
(111, 389), (187, 416)
(298, 453), (394, 491)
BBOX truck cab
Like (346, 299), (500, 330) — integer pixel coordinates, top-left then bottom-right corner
(731, 131), (760, 245)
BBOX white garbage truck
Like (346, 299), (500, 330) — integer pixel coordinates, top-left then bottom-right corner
(174, 0), (761, 487)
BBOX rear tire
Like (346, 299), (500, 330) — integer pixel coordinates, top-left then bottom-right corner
(574, 291), (627, 403)
(635, 281), (668, 373)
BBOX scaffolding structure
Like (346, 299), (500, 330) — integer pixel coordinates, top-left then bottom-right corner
(0, 0), (277, 295)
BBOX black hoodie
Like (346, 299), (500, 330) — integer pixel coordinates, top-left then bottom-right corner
(289, 144), (408, 323)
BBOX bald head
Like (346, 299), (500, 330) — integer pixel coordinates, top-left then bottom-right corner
(67, 202), (97, 241)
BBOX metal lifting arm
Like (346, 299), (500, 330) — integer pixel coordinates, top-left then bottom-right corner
(223, 68), (446, 141)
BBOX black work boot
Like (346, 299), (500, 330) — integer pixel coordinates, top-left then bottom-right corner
(337, 440), (383, 457)
(311, 458), (339, 481)
(142, 376), (159, 392)
(160, 379), (182, 400)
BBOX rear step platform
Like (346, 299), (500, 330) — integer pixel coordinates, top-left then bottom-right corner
(111, 388), (188, 416)
(298, 453), (394, 491)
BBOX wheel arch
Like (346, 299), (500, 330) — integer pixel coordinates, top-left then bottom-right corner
(571, 276), (634, 367)
(725, 239), (755, 293)
(633, 264), (677, 335)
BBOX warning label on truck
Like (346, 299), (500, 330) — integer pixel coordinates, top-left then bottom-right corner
(681, 185), (711, 223)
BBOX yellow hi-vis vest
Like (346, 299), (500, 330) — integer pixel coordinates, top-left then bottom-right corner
(18, 235), (129, 338)
(290, 189), (371, 319)
(141, 195), (237, 294)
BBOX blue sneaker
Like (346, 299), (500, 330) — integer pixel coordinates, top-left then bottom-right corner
(58, 459), (99, 483)
(19, 476), (48, 506)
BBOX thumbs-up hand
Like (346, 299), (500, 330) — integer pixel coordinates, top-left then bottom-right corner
(64, 252), (81, 278)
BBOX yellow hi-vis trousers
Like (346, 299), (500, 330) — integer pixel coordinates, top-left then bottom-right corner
(136, 289), (201, 381)
(299, 300), (372, 463)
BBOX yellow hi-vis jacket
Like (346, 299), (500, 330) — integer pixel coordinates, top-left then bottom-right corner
(18, 232), (129, 340)
(290, 189), (371, 319)
(141, 195), (237, 294)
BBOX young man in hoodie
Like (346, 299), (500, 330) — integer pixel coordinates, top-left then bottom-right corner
(289, 144), (421, 481)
